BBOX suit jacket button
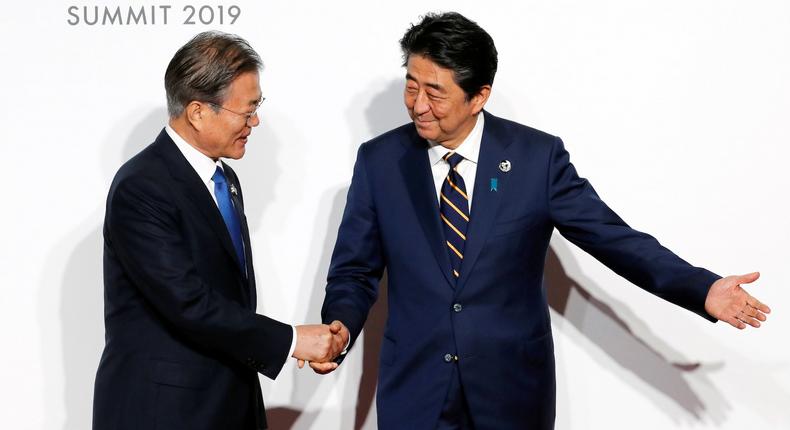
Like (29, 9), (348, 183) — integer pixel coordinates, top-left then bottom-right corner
(444, 353), (453, 363)
(453, 303), (462, 313)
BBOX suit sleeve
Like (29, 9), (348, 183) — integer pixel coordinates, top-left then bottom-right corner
(547, 137), (720, 321)
(321, 146), (384, 359)
(107, 175), (293, 379)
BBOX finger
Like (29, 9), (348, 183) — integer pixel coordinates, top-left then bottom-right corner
(329, 320), (343, 334)
(729, 316), (746, 330)
(309, 361), (338, 374)
(332, 343), (347, 357)
(737, 272), (760, 285)
(331, 333), (345, 347)
(739, 314), (762, 328)
(742, 304), (769, 322)
(310, 361), (337, 371)
(297, 359), (305, 369)
(742, 305), (759, 319)
(747, 297), (771, 314)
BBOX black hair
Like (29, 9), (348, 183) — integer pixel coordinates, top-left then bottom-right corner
(400, 12), (498, 100)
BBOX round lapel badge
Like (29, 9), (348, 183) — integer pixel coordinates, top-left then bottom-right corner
(498, 160), (511, 173)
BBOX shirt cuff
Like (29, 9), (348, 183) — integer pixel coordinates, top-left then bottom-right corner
(341, 335), (350, 355)
(287, 325), (297, 360)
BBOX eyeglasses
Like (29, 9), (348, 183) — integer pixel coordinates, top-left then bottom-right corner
(208, 98), (265, 126)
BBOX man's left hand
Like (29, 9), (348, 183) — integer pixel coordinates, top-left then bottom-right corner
(705, 272), (771, 329)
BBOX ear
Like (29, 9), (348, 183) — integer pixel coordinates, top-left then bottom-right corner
(470, 85), (492, 115)
(185, 101), (206, 131)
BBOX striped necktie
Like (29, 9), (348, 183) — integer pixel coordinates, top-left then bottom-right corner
(439, 152), (469, 281)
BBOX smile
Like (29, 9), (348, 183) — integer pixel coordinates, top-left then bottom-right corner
(414, 118), (435, 126)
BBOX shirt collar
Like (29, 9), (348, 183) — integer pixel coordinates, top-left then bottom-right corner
(427, 113), (485, 166)
(165, 124), (222, 185)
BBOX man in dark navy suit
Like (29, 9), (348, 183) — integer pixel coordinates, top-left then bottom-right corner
(315, 12), (771, 429)
(93, 32), (348, 430)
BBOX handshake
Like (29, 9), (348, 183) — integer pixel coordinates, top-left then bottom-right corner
(292, 320), (350, 374)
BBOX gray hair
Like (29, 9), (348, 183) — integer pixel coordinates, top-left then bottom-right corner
(164, 31), (262, 117)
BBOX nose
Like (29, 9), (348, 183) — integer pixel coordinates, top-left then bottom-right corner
(412, 90), (431, 116)
(248, 112), (260, 127)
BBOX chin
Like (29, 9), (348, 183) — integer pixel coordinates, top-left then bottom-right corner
(414, 124), (439, 141)
(226, 149), (245, 160)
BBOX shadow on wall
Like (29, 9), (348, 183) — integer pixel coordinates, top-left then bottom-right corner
(546, 238), (728, 425)
(38, 108), (168, 430)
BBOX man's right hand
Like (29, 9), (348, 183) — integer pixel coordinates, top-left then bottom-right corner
(292, 323), (347, 369)
(307, 320), (349, 374)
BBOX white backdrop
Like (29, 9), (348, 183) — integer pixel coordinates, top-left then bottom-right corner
(1, 1), (788, 429)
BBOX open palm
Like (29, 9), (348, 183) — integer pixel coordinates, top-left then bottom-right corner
(704, 272), (770, 329)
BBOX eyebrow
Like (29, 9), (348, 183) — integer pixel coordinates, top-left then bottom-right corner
(405, 73), (443, 91)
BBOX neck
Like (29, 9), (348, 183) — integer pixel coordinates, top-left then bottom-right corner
(437, 113), (479, 150)
(169, 116), (219, 161)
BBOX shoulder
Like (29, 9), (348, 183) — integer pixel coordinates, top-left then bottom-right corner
(108, 134), (173, 205)
(116, 144), (161, 178)
(482, 112), (567, 165)
(485, 112), (559, 147)
(358, 122), (417, 157)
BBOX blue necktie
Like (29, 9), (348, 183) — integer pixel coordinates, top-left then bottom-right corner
(439, 152), (469, 281)
(212, 166), (246, 273)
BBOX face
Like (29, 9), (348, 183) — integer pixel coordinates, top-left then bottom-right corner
(404, 55), (490, 149)
(195, 70), (262, 160)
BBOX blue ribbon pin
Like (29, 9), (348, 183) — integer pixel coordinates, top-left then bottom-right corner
(490, 177), (498, 192)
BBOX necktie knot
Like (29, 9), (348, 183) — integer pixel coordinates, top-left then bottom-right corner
(212, 166), (227, 186)
(443, 152), (464, 169)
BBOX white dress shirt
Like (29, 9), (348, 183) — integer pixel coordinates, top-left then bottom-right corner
(165, 125), (298, 363)
(165, 125), (225, 205)
(427, 113), (484, 210)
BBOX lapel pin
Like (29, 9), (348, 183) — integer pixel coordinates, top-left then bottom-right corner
(230, 184), (238, 196)
(499, 160), (511, 173)
(490, 177), (498, 192)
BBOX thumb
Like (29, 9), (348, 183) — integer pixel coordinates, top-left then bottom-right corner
(329, 320), (343, 333)
(737, 272), (760, 285)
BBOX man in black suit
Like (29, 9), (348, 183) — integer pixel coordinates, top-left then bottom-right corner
(93, 31), (347, 429)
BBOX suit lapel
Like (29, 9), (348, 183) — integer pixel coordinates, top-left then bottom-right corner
(399, 128), (456, 288)
(457, 112), (512, 293)
(152, 130), (246, 283)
